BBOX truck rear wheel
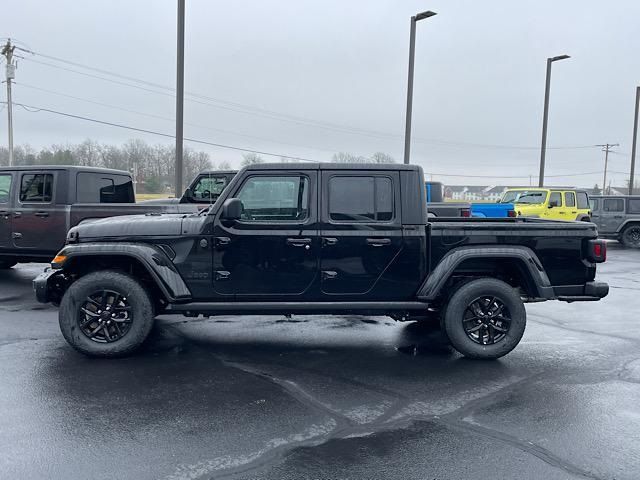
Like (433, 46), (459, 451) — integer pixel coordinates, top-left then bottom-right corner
(442, 278), (526, 359)
(59, 270), (155, 357)
(621, 225), (640, 248)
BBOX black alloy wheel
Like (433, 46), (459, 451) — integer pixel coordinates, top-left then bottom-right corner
(463, 296), (511, 345)
(78, 289), (133, 343)
(622, 225), (640, 248)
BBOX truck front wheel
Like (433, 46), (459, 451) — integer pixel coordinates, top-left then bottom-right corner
(59, 270), (155, 357)
(443, 278), (526, 359)
(621, 225), (640, 248)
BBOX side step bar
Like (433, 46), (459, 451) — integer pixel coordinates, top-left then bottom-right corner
(165, 301), (428, 316)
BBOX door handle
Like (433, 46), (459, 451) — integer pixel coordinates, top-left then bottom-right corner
(35, 211), (50, 218)
(214, 236), (231, 246)
(366, 238), (391, 246)
(322, 270), (338, 280)
(322, 237), (338, 246)
(13, 212), (21, 218)
(12, 232), (22, 239)
(215, 270), (230, 281)
(286, 237), (312, 247)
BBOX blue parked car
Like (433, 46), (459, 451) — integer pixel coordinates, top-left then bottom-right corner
(471, 202), (516, 218)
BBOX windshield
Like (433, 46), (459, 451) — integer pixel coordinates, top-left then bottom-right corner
(501, 190), (547, 204)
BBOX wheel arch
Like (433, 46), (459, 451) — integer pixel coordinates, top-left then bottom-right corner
(417, 246), (554, 302)
(56, 243), (191, 303)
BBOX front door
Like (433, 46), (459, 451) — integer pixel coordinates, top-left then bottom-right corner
(600, 197), (626, 233)
(319, 171), (403, 298)
(12, 171), (65, 253)
(212, 172), (319, 298)
(0, 173), (13, 249)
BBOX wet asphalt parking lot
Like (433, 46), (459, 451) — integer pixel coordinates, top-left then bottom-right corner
(0, 244), (639, 480)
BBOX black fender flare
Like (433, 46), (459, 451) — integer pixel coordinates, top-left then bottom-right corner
(55, 242), (191, 301)
(417, 245), (554, 301)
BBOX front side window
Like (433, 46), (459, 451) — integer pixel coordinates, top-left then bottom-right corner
(589, 199), (599, 211)
(77, 173), (134, 203)
(20, 174), (53, 203)
(564, 192), (576, 207)
(192, 175), (229, 203)
(329, 176), (394, 222)
(603, 198), (624, 212)
(0, 174), (11, 203)
(577, 192), (589, 209)
(549, 192), (562, 207)
(237, 175), (309, 221)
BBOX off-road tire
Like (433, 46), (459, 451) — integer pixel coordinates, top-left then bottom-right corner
(443, 278), (526, 359)
(59, 270), (154, 357)
(621, 224), (640, 249)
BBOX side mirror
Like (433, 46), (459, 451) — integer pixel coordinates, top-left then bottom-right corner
(548, 200), (558, 208)
(220, 198), (242, 221)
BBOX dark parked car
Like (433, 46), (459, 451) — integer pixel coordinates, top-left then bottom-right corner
(35, 163), (608, 360)
(590, 195), (640, 247)
(425, 181), (471, 218)
(0, 165), (197, 268)
(138, 170), (237, 206)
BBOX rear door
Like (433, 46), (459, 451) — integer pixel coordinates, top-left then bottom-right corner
(0, 173), (13, 248)
(563, 191), (577, 220)
(12, 171), (66, 253)
(319, 170), (403, 298)
(600, 197), (626, 233)
(590, 198), (603, 229)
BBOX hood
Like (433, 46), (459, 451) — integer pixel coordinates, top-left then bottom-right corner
(71, 213), (184, 241)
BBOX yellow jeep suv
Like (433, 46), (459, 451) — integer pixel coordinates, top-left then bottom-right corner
(499, 188), (591, 221)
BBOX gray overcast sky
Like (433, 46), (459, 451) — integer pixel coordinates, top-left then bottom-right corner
(4, 0), (640, 186)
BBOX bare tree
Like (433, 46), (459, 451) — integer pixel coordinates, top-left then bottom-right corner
(370, 152), (396, 164)
(216, 160), (232, 170)
(241, 152), (263, 167)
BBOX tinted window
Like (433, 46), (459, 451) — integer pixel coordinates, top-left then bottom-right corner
(577, 192), (589, 209)
(589, 199), (599, 211)
(549, 192), (562, 207)
(564, 192), (576, 207)
(329, 176), (394, 222)
(603, 198), (624, 212)
(20, 174), (53, 203)
(629, 199), (640, 214)
(0, 174), (10, 203)
(237, 175), (308, 221)
(191, 174), (229, 203)
(77, 173), (134, 203)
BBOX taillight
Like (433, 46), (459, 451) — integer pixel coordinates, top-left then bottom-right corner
(507, 209), (516, 218)
(461, 209), (471, 218)
(588, 239), (606, 263)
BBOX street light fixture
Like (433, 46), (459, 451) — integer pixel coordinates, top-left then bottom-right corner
(538, 54), (570, 186)
(403, 10), (437, 165)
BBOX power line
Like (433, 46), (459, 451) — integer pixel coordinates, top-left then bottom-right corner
(7, 101), (319, 162)
(18, 49), (604, 152)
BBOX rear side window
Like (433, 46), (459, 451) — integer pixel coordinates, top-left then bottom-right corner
(20, 174), (53, 203)
(589, 199), (599, 211)
(628, 199), (640, 214)
(603, 198), (624, 212)
(564, 192), (576, 207)
(236, 175), (309, 221)
(0, 174), (11, 203)
(549, 192), (562, 207)
(329, 176), (393, 222)
(77, 173), (134, 203)
(577, 192), (589, 209)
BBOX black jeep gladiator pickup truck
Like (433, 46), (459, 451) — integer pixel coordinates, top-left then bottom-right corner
(34, 163), (609, 360)
(0, 165), (197, 268)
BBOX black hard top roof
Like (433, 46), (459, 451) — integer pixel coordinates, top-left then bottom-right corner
(590, 195), (640, 199)
(0, 165), (130, 175)
(243, 163), (422, 171)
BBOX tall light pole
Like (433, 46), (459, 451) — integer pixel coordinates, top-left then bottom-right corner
(175, 0), (185, 197)
(538, 54), (570, 186)
(1, 39), (16, 167)
(629, 86), (639, 195)
(403, 10), (437, 165)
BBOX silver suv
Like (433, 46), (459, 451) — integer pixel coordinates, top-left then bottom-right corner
(590, 195), (640, 248)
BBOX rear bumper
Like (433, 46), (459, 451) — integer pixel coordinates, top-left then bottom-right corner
(556, 281), (609, 302)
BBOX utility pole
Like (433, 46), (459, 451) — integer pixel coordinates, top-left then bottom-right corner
(175, 0), (185, 196)
(597, 143), (619, 195)
(1, 39), (16, 167)
(630, 86), (639, 195)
